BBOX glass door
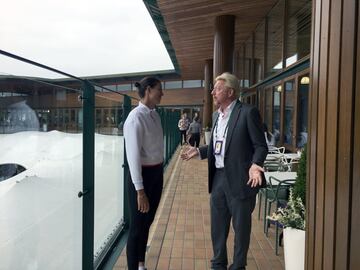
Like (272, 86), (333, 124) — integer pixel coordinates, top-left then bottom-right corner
(283, 79), (296, 149)
(297, 74), (310, 149)
(272, 85), (282, 145)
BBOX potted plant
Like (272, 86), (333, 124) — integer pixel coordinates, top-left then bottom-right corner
(269, 147), (307, 270)
(204, 124), (212, 145)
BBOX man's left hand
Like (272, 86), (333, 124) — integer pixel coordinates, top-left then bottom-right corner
(247, 163), (265, 187)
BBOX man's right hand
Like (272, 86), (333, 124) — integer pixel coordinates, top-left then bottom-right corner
(137, 189), (149, 213)
(181, 146), (199, 160)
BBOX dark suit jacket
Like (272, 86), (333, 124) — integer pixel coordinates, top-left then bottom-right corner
(199, 100), (268, 199)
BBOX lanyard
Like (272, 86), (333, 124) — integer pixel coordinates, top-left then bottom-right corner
(214, 117), (229, 139)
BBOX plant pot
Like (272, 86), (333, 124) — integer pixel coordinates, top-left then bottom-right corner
(204, 131), (211, 145)
(283, 227), (305, 270)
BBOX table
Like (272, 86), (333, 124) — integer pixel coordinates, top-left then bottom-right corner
(264, 171), (297, 182)
(266, 153), (301, 161)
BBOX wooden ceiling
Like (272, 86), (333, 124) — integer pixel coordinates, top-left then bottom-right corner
(155, 0), (278, 79)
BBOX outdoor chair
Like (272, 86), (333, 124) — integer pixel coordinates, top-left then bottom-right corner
(263, 176), (295, 254)
(265, 216), (284, 255)
(258, 160), (287, 220)
(264, 159), (287, 172)
(268, 146), (285, 154)
(283, 159), (299, 172)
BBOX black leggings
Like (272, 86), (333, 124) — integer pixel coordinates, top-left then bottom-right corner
(180, 130), (187, 145)
(126, 164), (163, 270)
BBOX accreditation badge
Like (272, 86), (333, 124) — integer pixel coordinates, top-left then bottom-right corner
(214, 140), (223, 155)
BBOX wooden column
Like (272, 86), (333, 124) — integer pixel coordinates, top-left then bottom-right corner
(307, 0), (359, 269)
(213, 15), (235, 78)
(203, 59), (213, 128)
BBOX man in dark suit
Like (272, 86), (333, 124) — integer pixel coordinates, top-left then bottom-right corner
(181, 72), (268, 270)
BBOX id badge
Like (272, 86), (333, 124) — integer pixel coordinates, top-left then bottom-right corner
(214, 140), (223, 155)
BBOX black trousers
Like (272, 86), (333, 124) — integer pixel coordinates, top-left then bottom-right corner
(210, 169), (256, 270)
(189, 133), (200, 147)
(180, 130), (187, 145)
(126, 164), (163, 270)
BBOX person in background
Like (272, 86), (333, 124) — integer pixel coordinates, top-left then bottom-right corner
(263, 123), (275, 147)
(178, 113), (189, 145)
(187, 116), (201, 147)
(181, 72), (267, 270)
(123, 76), (164, 270)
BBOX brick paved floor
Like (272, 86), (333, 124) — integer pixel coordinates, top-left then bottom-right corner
(114, 147), (285, 270)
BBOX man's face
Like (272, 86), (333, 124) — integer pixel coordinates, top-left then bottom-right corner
(148, 83), (163, 105)
(211, 80), (232, 107)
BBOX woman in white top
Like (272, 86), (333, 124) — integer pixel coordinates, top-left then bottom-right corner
(124, 76), (164, 270)
(178, 113), (189, 145)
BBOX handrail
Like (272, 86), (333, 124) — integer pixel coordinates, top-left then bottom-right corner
(0, 49), (85, 82)
(0, 49), (140, 101)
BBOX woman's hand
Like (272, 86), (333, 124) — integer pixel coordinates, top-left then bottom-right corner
(137, 189), (150, 213)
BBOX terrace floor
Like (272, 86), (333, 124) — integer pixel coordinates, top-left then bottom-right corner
(113, 147), (285, 270)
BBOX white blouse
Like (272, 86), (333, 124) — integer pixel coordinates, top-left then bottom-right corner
(124, 102), (164, 190)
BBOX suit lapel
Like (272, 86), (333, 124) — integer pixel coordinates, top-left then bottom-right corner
(209, 112), (219, 147)
(225, 100), (242, 153)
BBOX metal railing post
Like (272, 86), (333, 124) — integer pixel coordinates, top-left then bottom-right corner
(122, 95), (132, 228)
(81, 81), (95, 270)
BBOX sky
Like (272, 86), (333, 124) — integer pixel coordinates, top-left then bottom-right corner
(0, 0), (174, 79)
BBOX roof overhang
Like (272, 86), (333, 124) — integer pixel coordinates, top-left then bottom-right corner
(144, 0), (278, 79)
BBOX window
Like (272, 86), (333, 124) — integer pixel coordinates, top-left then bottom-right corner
(235, 46), (245, 87)
(254, 23), (265, 83)
(183, 80), (202, 88)
(266, 0), (285, 77)
(284, 80), (295, 145)
(272, 85), (282, 144)
(244, 38), (252, 87)
(297, 75), (309, 148)
(117, 84), (131, 91)
(285, 0), (312, 67)
(264, 88), (272, 129)
(165, 81), (182, 89)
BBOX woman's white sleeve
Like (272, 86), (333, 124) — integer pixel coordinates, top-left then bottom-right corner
(124, 119), (144, 190)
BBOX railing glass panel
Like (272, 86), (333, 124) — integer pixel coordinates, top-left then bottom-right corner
(0, 64), (83, 269)
(93, 89), (125, 264)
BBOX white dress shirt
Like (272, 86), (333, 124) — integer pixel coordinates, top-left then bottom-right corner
(124, 102), (164, 190)
(213, 100), (236, 168)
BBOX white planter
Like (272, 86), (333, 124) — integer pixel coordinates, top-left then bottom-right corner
(204, 131), (211, 145)
(283, 228), (305, 270)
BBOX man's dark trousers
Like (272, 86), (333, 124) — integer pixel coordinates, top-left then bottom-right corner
(210, 169), (256, 270)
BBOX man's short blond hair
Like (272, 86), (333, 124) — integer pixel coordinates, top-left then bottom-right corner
(215, 72), (240, 97)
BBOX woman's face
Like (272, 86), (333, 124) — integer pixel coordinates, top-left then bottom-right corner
(147, 82), (163, 105)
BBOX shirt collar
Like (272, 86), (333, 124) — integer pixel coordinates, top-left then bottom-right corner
(138, 101), (156, 113)
(218, 99), (237, 118)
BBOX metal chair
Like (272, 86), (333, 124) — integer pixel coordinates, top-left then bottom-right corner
(257, 159), (287, 220)
(268, 146), (285, 154)
(263, 176), (294, 255)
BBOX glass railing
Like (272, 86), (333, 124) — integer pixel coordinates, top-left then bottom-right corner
(157, 108), (180, 166)
(0, 58), (83, 269)
(0, 50), (181, 269)
(93, 89), (125, 266)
